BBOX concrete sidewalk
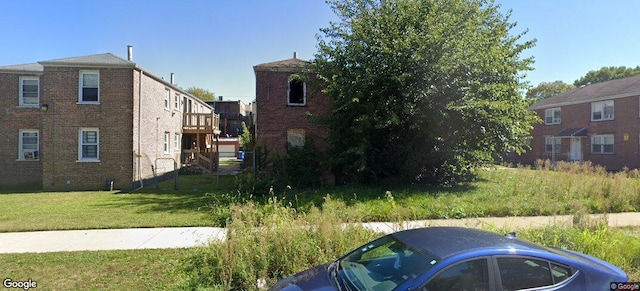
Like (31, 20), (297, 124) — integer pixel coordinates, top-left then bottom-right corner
(0, 227), (226, 254)
(1, 213), (638, 254)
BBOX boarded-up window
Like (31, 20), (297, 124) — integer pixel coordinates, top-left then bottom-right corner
(287, 129), (305, 147)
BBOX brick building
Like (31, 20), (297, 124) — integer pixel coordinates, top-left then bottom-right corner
(253, 53), (332, 156)
(517, 75), (640, 170)
(0, 47), (218, 191)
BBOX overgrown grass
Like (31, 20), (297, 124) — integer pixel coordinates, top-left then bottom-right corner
(2, 163), (640, 231)
(3, 198), (636, 290)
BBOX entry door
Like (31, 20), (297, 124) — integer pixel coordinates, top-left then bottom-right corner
(569, 137), (582, 161)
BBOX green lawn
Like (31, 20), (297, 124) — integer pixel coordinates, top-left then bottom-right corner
(0, 248), (193, 290)
(0, 175), (237, 232)
(2, 165), (640, 289)
(2, 166), (640, 232)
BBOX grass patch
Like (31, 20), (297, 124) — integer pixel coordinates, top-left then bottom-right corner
(2, 165), (640, 231)
(0, 248), (193, 290)
(4, 221), (636, 289)
(0, 175), (237, 232)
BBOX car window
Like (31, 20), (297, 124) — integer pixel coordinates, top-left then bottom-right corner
(550, 263), (571, 284)
(338, 236), (439, 291)
(421, 258), (489, 291)
(497, 257), (556, 290)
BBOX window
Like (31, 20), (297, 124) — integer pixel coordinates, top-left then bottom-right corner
(164, 89), (170, 110)
(19, 76), (39, 107)
(18, 130), (39, 160)
(79, 71), (99, 103)
(287, 75), (306, 105)
(287, 129), (305, 147)
(164, 132), (170, 154)
(544, 107), (561, 125)
(174, 133), (180, 151)
(592, 134), (614, 154)
(174, 94), (180, 111)
(591, 100), (614, 121)
(545, 136), (561, 153)
(497, 257), (572, 290)
(78, 128), (99, 161)
(422, 259), (489, 291)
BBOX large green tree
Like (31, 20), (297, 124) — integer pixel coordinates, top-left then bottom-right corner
(574, 66), (640, 87)
(313, 0), (538, 184)
(185, 86), (216, 101)
(526, 81), (575, 101)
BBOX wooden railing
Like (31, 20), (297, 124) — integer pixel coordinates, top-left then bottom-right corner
(183, 113), (220, 132)
(182, 150), (218, 174)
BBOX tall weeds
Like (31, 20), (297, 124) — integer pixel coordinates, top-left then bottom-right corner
(176, 196), (379, 290)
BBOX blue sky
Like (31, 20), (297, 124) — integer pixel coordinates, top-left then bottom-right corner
(2, 1), (640, 104)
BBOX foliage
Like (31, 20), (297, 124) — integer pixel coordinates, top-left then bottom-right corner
(573, 65), (640, 87)
(272, 139), (324, 188)
(239, 121), (252, 150)
(176, 196), (378, 290)
(313, 0), (538, 184)
(525, 81), (575, 101)
(185, 86), (216, 101)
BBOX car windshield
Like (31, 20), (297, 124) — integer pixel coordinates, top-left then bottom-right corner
(335, 235), (440, 291)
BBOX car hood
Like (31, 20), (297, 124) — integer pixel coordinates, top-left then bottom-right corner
(269, 264), (336, 291)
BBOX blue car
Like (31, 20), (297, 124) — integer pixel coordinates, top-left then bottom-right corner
(270, 227), (628, 290)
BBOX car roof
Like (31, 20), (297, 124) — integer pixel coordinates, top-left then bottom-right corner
(391, 227), (548, 259)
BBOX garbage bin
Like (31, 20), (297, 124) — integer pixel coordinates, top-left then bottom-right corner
(238, 151), (244, 160)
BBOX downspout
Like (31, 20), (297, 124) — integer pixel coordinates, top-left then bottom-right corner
(134, 69), (144, 190)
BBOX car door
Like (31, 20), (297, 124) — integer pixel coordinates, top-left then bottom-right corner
(492, 256), (584, 291)
(420, 257), (494, 291)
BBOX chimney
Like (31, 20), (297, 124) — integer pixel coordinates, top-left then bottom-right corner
(218, 96), (223, 101)
(293, 52), (297, 59)
(170, 73), (175, 85)
(127, 45), (133, 61)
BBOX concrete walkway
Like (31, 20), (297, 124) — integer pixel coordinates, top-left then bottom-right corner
(1, 212), (639, 254)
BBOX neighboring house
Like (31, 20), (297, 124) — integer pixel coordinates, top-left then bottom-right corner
(206, 97), (253, 137)
(0, 47), (219, 191)
(206, 98), (254, 158)
(253, 53), (332, 157)
(518, 75), (640, 170)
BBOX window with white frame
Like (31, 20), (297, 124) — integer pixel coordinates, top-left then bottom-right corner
(19, 76), (39, 107)
(544, 107), (561, 125)
(545, 136), (561, 153)
(174, 94), (180, 111)
(591, 134), (614, 154)
(287, 75), (306, 106)
(79, 71), (99, 103)
(164, 89), (170, 110)
(164, 132), (170, 154)
(18, 130), (39, 160)
(78, 128), (99, 161)
(591, 100), (614, 121)
(174, 133), (180, 151)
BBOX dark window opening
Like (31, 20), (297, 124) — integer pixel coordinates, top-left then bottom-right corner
(288, 79), (305, 105)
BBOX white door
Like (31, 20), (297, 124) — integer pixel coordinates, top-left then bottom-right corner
(569, 137), (582, 161)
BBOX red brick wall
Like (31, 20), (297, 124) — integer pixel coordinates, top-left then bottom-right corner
(40, 67), (135, 190)
(0, 73), (44, 188)
(518, 96), (640, 170)
(255, 70), (331, 156)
